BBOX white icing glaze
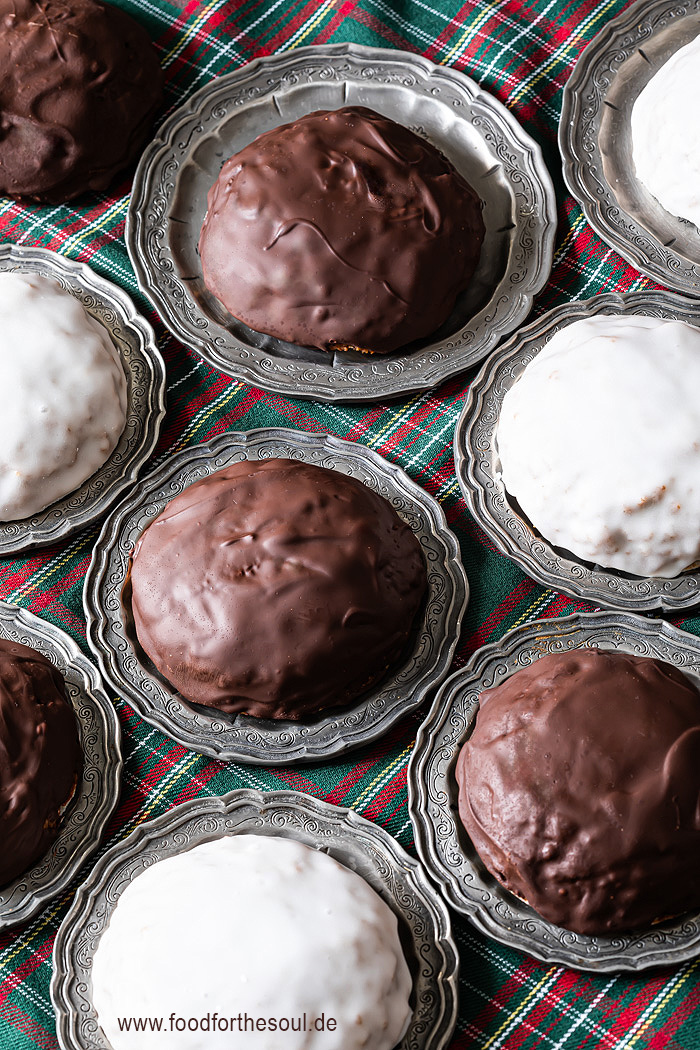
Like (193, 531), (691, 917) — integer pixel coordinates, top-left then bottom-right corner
(631, 33), (700, 229)
(497, 314), (700, 577)
(0, 271), (127, 520)
(91, 834), (413, 1050)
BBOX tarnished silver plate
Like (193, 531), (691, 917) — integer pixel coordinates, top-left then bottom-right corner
(0, 600), (121, 930)
(455, 289), (700, 612)
(408, 610), (700, 971)
(85, 427), (467, 763)
(127, 43), (556, 402)
(52, 789), (458, 1050)
(560, 0), (700, 296)
(0, 244), (166, 552)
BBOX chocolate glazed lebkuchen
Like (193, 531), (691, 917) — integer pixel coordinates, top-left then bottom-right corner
(199, 106), (485, 354)
(0, 638), (82, 886)
(0, 0), (163, 202)
(456, 647), (700, 935)
(127, 458), (428, 720)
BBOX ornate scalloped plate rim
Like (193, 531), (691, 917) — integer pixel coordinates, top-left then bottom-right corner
(0, 243), (166, 552)
(454, 289), (700, 612)
(84, 427), (468, 764)
(51, 788), (458, 1050)
(559, 0), (700, 296)
(0, 600), (122, 930)
(126, 42), (556, 402)
(408, 609), (700, 971)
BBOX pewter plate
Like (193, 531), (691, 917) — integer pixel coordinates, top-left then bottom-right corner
(126, 43), (556, 402)
(560, 0), (700, 296)
(0, 600), (121, 930)
(51, 788), (458, 1050)
(0, 244), (166, 552)
(408, 610), (700, 971)
(84, 427), (468, 763)
(455, 290), (700, 612)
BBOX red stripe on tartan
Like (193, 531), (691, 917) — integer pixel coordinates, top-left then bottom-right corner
(159, 367), (235, 445)
(169, 760), (224, 807)
(347, 8), (415, 52)
(467, 953), (548, 1036)
(537, 0), (608, 48)
(371, 392), (464, 474)
(156, 0), (203, 51)
(463, 576), (538, 652)
(0, 1000), (55, 1049)
(647, 974), (700, 1047)
(133, 745), (192, 790)
(162, 5), (241, 85)
(599, 979), (664, 1040)
(314, 0), (358, 45)
(423, 1), (478, 62)
(501, 968), (581, 1050)
(271, 768), (333, 798)
(343, 406), (387, 442)
(205, 385), (268, 436)
(321, 759), (385, 805)
(0, 938), (52, 1007)
(255, 0), (335, 56)
(40, 198), (118, 252)
(361, 766), (406, 823)
(258, 394), (332, 434)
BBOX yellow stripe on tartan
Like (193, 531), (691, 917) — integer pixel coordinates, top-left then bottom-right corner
(625, 959), (699, 1049)
(508, 0), (620, 106)
(287, 1), (334, 49)
(440, 3), (496, 66)
(59, 196), (128, 258)
(367, 392), (424, 450)
(0, 889), (73, 969)
(352, 743), (413, 810)
(169, 381), (244, 456)
(481, 968), (558, 1050)
(5, 532), (95, 604)
(137, 752), (204, 825)
(509, 588), (555, 630)
(162, 0), (227, 67)
(552, 211), (588, 266)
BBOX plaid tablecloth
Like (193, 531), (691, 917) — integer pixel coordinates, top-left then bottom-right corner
(1, 0), (699, 1047)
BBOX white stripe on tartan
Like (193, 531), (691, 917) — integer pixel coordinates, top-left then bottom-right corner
(549, 978), (619, 1050)
(481, 969), (562, 1050)
(366, 0), (564, 126)
(613, 960), (697, 1050)
(0, 959), (54, 1021)
(505, 0), (620, 106)
(159, 379), (245, 460)
(276, 0), (336, 52)
(477, 0), (561, 86)
(351, 745), (412, 811)
(2, 532), (90, 605)
(401, 402), (465, 474)
(161, 0), (235, 69)
(193, 0), (290, 85)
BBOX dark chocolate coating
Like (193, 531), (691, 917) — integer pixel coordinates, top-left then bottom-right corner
(455, 648), (700, 935)
(0, 638), (82, 887)
(0, 0), (163, 202)
(198, 106), (485, 355)
(127, 458), (427, 720)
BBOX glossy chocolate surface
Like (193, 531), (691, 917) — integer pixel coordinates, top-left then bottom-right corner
(198, 106), (484, 354)
(128, 458), (428, 720)
(0, 0), (163, 202)
(0, 638), (82, 886)
(456, 647), (700, 935)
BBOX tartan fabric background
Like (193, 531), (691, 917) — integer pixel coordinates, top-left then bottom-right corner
(0, 0), (699, 1046)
